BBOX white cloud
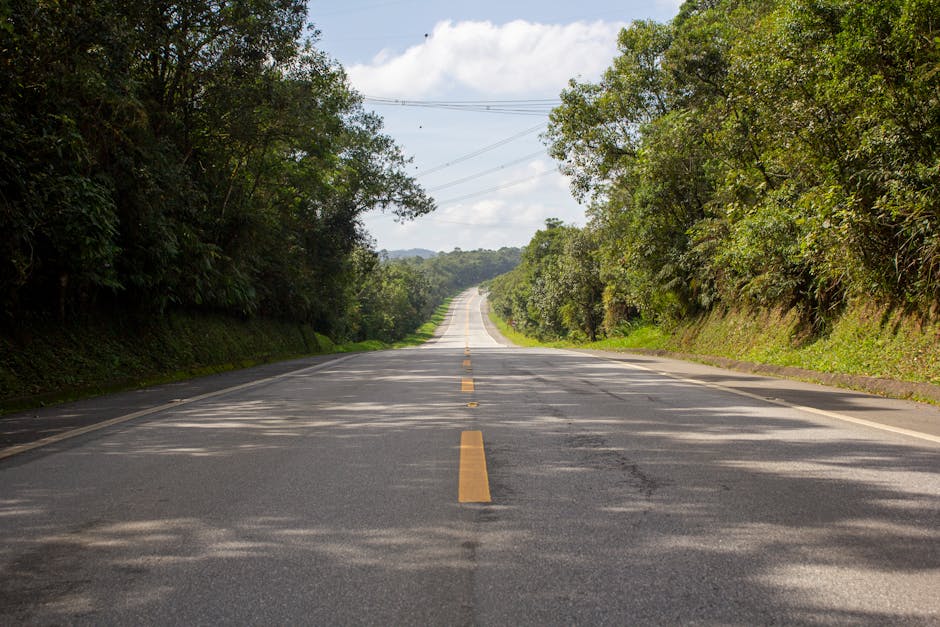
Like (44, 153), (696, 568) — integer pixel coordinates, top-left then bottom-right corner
(657, 0), (684, 11)
(363, 189), (584, 251)
(348, 19), (625, 97)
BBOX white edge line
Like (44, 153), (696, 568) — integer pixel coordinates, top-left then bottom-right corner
(568, 350), (940, 446)
(418, 292), (463, 349)
(476, 294), (510, 348)
(0, 354), (360, 461)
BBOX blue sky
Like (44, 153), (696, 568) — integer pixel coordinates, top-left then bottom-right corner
(306, 0), (683, 252)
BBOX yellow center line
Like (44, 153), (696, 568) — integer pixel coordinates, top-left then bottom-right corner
(461, 377), (475, 392)
(463, 359), (472, 370)
(458, 430), (491, 503)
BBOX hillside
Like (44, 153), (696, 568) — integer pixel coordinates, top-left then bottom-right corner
(383, 249), (439, 259)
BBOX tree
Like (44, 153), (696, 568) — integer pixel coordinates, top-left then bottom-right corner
(0, 0), (435, 335)
(487, 220), (602, 341)
(542, 0), (940, 333)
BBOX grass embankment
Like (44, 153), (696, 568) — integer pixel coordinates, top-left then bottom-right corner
(489, 302), (940, 399)
(0, 298), (454, 415)
(665, 305), (940, 386)
(489, 311), (669, 351)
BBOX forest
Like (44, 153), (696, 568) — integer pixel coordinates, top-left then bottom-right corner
(490, 0), (940, 343)
(344, 247), (520, 343)
(0, 0), (484, 343)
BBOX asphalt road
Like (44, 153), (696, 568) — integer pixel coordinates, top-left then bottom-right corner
(1, 288), (938, 625)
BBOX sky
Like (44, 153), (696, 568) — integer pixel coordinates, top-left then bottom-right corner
(306, 0), (683, 253)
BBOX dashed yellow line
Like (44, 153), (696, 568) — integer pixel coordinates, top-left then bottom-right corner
(458, 430), (491, 503)
(457, 296), (489, 502)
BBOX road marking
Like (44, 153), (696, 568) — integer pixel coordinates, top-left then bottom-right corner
(0, 354), (360, 461)
(467, 402), (479, 408)
(461, 377), (475, 393)
(463, 359), (472, 370)
(458, 430), (491, 503)
(578, 351), (940, 446)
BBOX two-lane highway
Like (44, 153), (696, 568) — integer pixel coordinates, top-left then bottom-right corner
(1, 288), (938, 624)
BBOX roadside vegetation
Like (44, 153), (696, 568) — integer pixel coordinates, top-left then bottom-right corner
(1, 248), (518, 413)
(487, 301), (940, 390)
(1, 1), (434, 331)
(488, 0), (940, 392)
(0, 1), (520, 411)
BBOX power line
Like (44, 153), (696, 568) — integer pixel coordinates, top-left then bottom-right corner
(366, 212), (545, 228)
(416, 122), (547, 177)
(426, 150), (548, 193)
(366, 97), (561, 104)
(313, 0), (417, 18)
(436, 170), (556, 206)
(414, 216), (545, 227)
(363, 96), (560, 117)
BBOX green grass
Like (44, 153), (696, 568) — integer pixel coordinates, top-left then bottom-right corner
(0, 298), (455, 415)
(662, 304), (940, 386)
(392, 298), (454, 348)
(487, 310), (564, 347)
(577, 322), (670, 351)
(488, 309), (667, 351)
(488, 302), (940, 393)
(0, 311), (329, 414)
(330, 298), (456, 353)
(13, 295), (930, 414)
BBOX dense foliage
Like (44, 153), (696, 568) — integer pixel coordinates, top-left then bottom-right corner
(488, 220), (604, 341)
(352, 247), (520, 343)
(492, 0), (940, 341)
(0, 0), (433, 335)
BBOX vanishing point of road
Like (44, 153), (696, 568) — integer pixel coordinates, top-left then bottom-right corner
(1, 288), (938, 624)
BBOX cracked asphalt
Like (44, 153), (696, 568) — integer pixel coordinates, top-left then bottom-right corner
(1, 288), (938, 624)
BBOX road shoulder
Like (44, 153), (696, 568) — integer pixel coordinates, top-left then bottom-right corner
(574, 348), (940, 442)
(0, 354), (351, 458)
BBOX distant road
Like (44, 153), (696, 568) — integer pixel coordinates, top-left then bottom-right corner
(2, 288), (938, 624)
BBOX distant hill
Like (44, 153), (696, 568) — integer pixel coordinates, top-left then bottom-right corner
(383, 248), (439, 259)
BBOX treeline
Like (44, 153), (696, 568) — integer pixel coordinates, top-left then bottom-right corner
(488, 220), (604, 341)
(491, 0), (940, 341)
(0, 0), (433, 337)
(347, 247), (520, 342)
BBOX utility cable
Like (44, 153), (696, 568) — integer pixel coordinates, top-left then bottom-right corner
(363, 96), (560, 116)
(416, 122), (547, 177)
(435, 170), (555, 206)
(425, 150), (548, 192)
(366, 212), (545, 228)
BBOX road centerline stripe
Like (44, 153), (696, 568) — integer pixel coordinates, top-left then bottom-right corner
(458, 430), (491, 503)
(461, 377), (475, 393)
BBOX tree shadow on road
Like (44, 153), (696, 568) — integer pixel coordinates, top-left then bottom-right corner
(0, 348), (937, 624)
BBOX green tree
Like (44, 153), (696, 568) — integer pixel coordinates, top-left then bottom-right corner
(544, 0), (940, 333)
(0, 0), (434, 336)
(487, 220), (602, 341)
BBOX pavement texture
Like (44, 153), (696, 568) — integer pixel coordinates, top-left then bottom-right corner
(1, 288), (937, 625)
(0, 355), (346, 451)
